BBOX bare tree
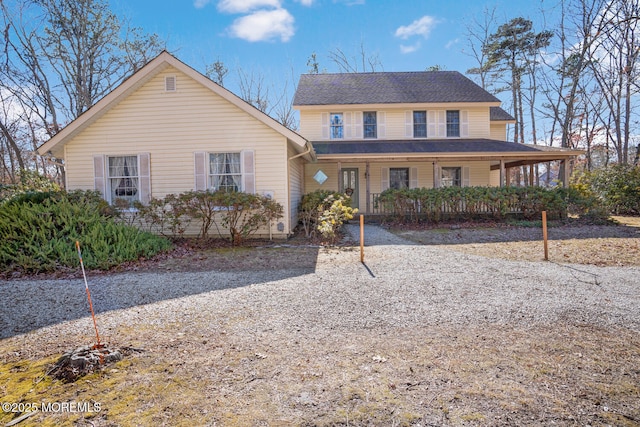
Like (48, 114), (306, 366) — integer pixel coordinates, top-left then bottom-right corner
(587, 0), (640, 164)
(464, 6), (501, 93)
(327, 41), (383, 73)
(206, 58), (228, 86)
(0, 0), (164, 183)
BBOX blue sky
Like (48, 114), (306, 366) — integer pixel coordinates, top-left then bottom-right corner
(114, 0), (552, 92)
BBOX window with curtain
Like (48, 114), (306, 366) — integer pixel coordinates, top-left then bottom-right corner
(330, 113), (344, 139)
(413, 111), (427, 137)
(446, 110), (460, 137)
(209, 153), (242, 192)
(363, 111), (377, 138)
(390, 168), (409, 189)
(108, 156), (139, 205)
(442, 167), (462, 187)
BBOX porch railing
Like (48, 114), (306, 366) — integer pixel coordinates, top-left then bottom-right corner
(368, 193), (522, 216)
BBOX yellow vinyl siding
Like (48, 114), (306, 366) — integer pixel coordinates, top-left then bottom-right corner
(490, 123), (508, 140)
(64, 66), (293, 237)
(288, 144), (305, 232)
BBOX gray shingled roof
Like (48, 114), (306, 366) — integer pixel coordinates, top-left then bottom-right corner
(312, 139), (544, 155)
(293, 72), (501, 105)
(490, 106), (515, 121)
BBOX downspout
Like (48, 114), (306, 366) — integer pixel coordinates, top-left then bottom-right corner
(286, 141), (313, 237)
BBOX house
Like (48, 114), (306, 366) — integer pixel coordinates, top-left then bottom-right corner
(37, 51), (315, 238)
(293, 72), (583, 213)
(38, 52), (582, 238)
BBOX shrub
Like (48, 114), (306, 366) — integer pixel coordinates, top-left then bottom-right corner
(317, 194), (358, 243)
(212, 191), (284, 245)
(377, 186), (568, 223)
(0, 190), (171, 274)
(0, 170), (60, 202)
(136, 190), (284, 244)
(298, 190), (343, 237)
(134, 194), (190, 237)
(575, 165), (640, 215)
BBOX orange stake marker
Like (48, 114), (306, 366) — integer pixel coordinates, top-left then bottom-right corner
(360, 214), (364, 263)
(542, 211), (549, 261)
(76, 241), (102, 349)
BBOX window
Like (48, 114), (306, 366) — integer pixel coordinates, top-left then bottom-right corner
(330, 113), (344, 139)
(413, 111), (427, 138)
(108, 156), (139, 205)
(442, 167), (461, 187)
(390, 168), (409, 189)
(363, 111), (377, 138)
(446, 110), (460, 137)
(209, 153), (241, 192)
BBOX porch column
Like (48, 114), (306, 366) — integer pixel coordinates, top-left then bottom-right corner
(337, 161), (342, 192)
(499, 160), (505, 187)
(505, 167), (511, 186)
(562, 159), (570, 188)
(432, 161), (440, 188)
(529, 165), (534, 186)
(365, 161), (371, 214)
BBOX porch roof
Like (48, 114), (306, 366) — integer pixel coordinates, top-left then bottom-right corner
(311, 139), (584, 168)
(312, 139), (573, 156)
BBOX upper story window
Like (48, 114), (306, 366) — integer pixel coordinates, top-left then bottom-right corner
(210, 153), (241, 192)
(441, 167), (461, 187)
(108, 155), (139, 206)
(330, 113), (344, 139)
(413, 111), (427, 138)
(446, 110), (460, 137)
(363, 111), (377, 138)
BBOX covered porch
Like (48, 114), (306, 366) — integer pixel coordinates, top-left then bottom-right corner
(304, 139), (584, 215)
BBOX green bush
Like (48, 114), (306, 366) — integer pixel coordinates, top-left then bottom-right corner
(0, 170), (60, 202)
(317, 194), (357, 242)
(574, 165), (640, 215)
(0, 190), (171, 274)
(377, 186), (568, 223)
(298, 189), (345, 237)
(136, 190), (284, 245)
(134, 194), (190, 237)
(212, 191), (284, 245)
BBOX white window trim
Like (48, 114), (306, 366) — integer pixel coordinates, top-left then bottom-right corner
(105, 154), (140, 207)
(329, 112), (345, 140)
(208, 152), (243, 192)
(363, 111), (377, 139)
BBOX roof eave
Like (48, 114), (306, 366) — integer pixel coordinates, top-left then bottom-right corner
(38, 51), (309, 158)
(315, 150), (584, 162)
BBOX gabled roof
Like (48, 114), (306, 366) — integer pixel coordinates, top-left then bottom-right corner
(38, 51), (313, 160)
(293, 71), (501, 106)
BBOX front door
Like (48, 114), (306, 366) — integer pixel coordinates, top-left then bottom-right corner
(341, 168), (359, 209)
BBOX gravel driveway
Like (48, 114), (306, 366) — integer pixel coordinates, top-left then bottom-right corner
(1, 224), (639, 342)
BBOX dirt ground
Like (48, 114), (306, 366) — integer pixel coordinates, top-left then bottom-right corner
(390, 216), (640, 267)
(0, 217), (639, 426)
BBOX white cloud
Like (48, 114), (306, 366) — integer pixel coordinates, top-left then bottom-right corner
(218, 0), (282, 13)
(400, 42), (421, 54)
(445, 38), (459, 50)
(194, 0), (212, 9)
(229, 8), (295, 42)
(394, 15), (438, 40)
(296, 0), (315, 5)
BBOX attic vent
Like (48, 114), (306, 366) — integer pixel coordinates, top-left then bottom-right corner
(165, 76), (176, 92)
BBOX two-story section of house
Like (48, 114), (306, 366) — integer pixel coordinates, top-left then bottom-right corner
(293, 72), (582, 213)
